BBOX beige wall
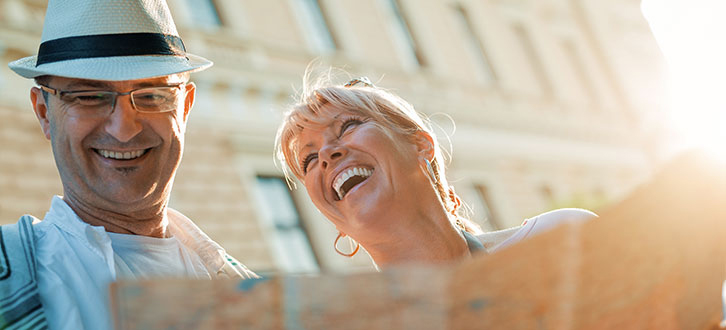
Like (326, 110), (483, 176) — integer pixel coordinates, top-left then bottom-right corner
(0, 0), (668, 273)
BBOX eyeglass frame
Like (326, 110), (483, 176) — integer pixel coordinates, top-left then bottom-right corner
(37, 82), (188, 115)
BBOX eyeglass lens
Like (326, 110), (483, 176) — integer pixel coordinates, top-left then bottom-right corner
(58, 87), (182, 116)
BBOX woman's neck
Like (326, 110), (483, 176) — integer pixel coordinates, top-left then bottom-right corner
(360, 208), (471, 269)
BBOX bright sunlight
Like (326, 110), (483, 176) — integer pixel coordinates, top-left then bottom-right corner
(641, 0), (726, 160)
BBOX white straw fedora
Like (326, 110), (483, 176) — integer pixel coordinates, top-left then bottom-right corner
(8, 0), (212, 81)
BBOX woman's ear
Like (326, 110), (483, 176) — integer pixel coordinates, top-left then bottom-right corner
(413, 131), (435, 160)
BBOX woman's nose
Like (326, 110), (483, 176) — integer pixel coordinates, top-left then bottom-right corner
(319, 145), (346, 170)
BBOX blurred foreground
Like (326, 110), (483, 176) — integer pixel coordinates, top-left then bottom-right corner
(112, 150), (726, 329)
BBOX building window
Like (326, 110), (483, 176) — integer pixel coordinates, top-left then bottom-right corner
(294, 0), (338, 54)
(182, 0), (222, 29)
(562, 40), (599, 103)
(512, 23), (554, 96)
(380, 0), (427, 68)
(474, 184), (503, 231)
(255, 176), (320, 274)
(452, 4), (497, 84)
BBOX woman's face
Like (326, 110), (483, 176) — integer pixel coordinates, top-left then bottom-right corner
(294, 104), (426, 235)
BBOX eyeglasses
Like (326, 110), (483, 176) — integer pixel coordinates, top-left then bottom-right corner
(38, 83), (187, 117)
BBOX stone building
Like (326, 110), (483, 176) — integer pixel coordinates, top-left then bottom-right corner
(0, 0), (667, 274)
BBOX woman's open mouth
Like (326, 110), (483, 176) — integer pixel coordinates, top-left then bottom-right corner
(333, 167), (373, 200)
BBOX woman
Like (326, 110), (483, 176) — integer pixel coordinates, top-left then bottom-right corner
(275, 75), (595, 269)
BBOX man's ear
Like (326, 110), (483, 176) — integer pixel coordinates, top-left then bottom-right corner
(413, 130), (435, 160)
(30, 87), (51, 140)
(182, 82), (196, 122)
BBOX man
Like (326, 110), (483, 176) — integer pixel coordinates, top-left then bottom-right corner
(1, 0), (257, 329)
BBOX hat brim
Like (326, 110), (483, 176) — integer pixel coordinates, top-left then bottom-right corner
(8, 53), (212, 81)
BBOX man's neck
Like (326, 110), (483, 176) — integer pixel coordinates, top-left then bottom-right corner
(62, 194), (169, 238)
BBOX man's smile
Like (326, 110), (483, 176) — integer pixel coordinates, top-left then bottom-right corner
(93, 148), (149, 160)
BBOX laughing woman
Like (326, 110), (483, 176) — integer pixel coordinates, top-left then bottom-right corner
(275, 75), (595, 269)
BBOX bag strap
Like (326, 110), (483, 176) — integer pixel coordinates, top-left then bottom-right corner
(0, 215), (48, 329)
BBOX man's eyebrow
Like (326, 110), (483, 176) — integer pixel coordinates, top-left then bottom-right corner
(65, 81), (112, 90)
(62, 78), (182, 90)
(134, 80), (181, 88)
(135, 82), (157, 88)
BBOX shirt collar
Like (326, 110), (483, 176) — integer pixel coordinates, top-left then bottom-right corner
(44, 196), (227, 273)
(44, 195), (116, 273)
(165, 207), (226, 272)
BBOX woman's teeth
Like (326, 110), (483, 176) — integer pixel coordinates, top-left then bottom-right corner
(333, 167), (373, 200)
(97, 149), (146, 160)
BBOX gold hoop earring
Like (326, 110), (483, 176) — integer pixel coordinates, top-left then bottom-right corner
(334, 233), (360, 257)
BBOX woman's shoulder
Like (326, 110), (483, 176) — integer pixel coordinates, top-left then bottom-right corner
(488, 208), (597, 252)
(523, 208), (597, 231)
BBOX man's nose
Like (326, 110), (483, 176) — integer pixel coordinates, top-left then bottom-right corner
(104, 95), (142, 143)
(319, 144), (346, 170)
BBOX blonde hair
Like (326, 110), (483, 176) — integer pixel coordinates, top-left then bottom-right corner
(274, 73), (481, 234)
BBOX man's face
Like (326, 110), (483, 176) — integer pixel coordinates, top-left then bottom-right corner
(30, 75), (195, 212)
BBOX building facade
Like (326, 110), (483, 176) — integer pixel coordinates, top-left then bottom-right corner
(0, 0), (668, 274)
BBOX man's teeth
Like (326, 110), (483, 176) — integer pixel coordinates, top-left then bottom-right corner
(333, 167), (373, 200)
(98, 149), (146, 160)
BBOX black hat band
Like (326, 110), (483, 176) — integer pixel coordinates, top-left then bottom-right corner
(36, 32), (187, 66)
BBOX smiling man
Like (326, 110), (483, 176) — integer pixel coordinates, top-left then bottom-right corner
(1, 0), (256, 329)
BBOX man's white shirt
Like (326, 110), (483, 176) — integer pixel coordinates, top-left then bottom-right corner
(34, 196), (239, 330)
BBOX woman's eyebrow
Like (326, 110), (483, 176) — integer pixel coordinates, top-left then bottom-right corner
(298, 143), (315, 158)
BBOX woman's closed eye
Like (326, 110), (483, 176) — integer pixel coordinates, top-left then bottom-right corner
(339, 117), (365, 137)
(300, 117), (365, 174)
(301, 153), (318, 174)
